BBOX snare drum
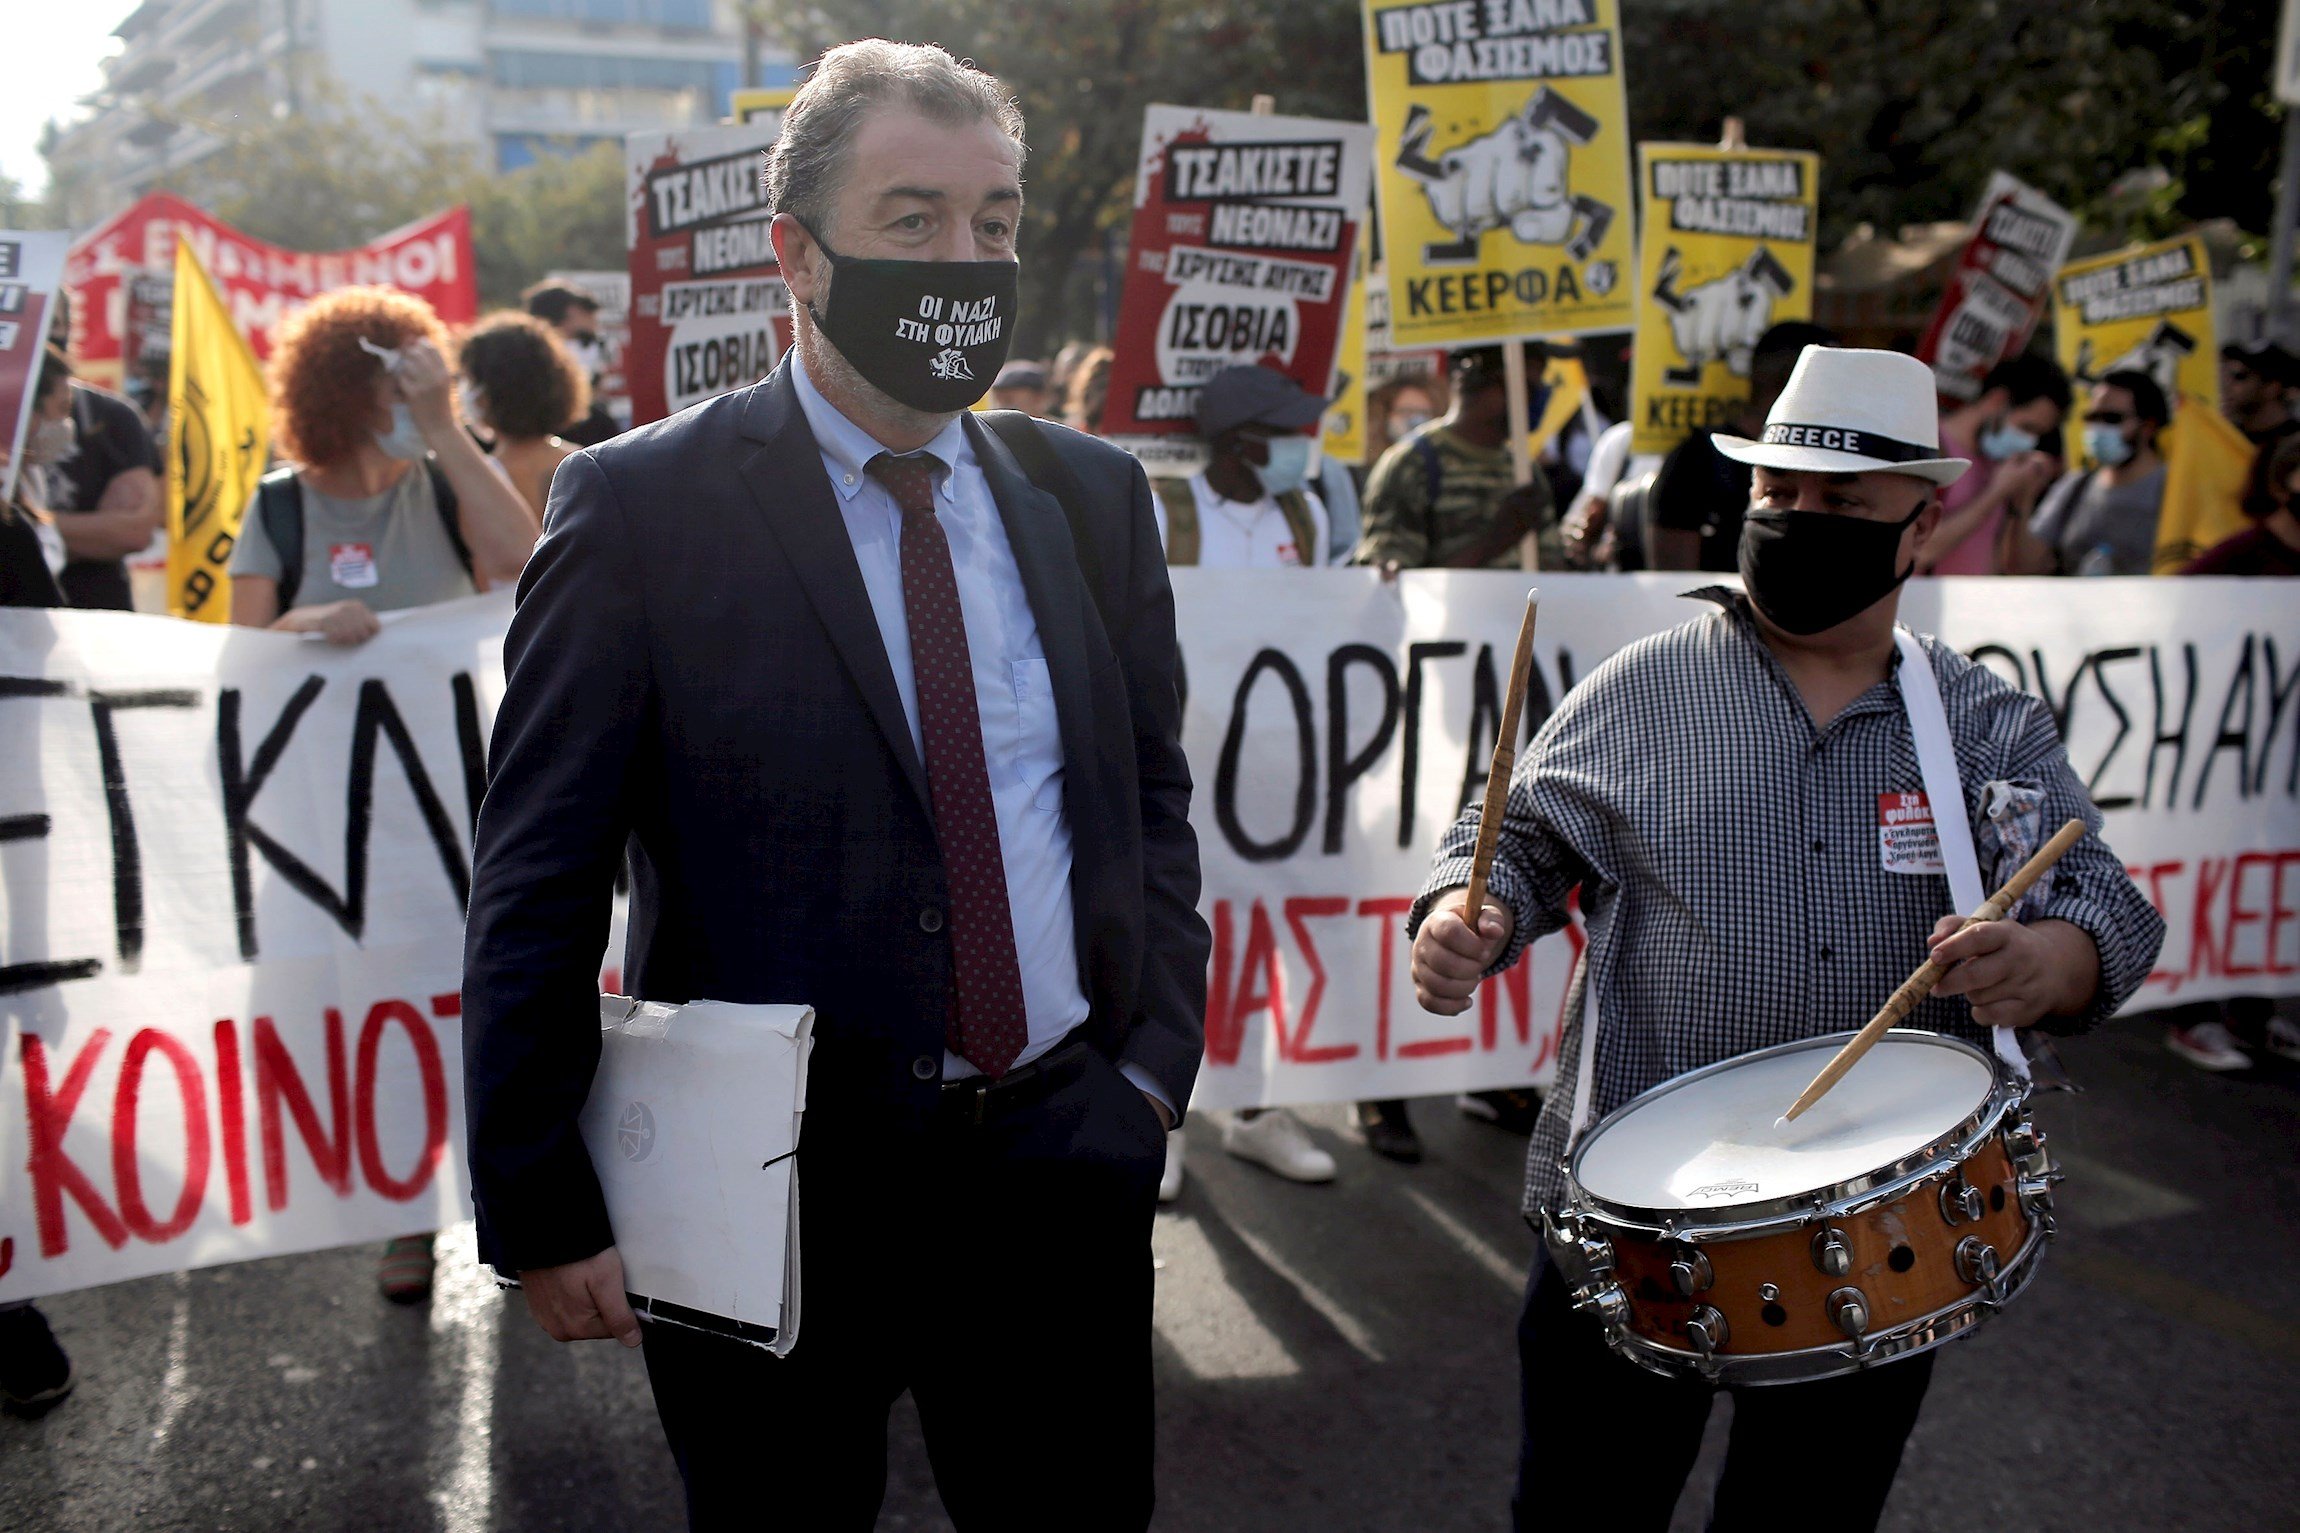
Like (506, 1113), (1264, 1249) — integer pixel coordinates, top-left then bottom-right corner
(1544, 1030), (2058, 1387)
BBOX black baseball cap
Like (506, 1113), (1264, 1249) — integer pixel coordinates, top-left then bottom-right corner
(1193, 365), (1329, 437)
(2223, 338), (2300, 387)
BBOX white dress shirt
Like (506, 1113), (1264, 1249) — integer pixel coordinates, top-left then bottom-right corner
(1154, 473), (1330, 567)
(790, 353), (1169, 1112)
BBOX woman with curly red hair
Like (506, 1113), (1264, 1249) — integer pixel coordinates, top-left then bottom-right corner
(229, 285), (537, 647)
(228, 286), (536, 1304)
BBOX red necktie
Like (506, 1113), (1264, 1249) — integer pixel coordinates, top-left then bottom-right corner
(868, 452), (1030, 1077)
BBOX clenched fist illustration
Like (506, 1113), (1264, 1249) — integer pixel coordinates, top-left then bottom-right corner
(1396, 88), (1615, 265)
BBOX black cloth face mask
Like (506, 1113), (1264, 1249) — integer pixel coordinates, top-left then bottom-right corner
(801, 225), (1019, 414)
(1737, 501), (1927, 635)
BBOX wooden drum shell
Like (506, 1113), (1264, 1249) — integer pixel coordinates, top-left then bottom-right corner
(1604, 1136), (2034, 1357)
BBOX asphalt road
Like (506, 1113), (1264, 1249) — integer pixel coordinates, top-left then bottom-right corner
(6, 1014), (2296, 1532)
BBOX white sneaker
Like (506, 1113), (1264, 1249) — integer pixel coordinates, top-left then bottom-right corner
(2265, 1016), (2300, 1064)
(1221, 1109), (1337, 1184)
(1159, 1132), (1185, 1203)
(2165, 1020), (2252, 1072)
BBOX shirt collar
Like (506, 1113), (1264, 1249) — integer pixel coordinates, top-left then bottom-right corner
(1688, 585), (1907, 727)
(791, 347), (966, 505)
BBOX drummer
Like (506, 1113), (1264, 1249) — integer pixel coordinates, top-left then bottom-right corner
(1409, 347), (2165, 1532)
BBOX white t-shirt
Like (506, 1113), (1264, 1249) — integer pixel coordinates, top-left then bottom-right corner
(1155, 473), (1330, 568)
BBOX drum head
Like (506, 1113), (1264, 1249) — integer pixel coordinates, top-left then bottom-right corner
(1574, 1033), (1995, 1212)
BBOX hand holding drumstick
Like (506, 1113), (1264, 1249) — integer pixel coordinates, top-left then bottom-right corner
(1782, 819), (2102, 1122)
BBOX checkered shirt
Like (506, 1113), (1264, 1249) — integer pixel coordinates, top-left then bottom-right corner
(1412, 591), (2167, 1218)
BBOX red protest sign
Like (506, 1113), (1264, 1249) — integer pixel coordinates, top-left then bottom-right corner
(624, 121), (787, 427)
(62, 194), (476, 386)
(1101, 106), (1373, 475)
(1915, 173), (2077, 403)
(0, 231), (70, 509)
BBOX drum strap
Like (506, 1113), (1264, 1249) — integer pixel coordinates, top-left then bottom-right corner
(1893, 627), (2029, 1081)
(1566, 962), (1599, 1150)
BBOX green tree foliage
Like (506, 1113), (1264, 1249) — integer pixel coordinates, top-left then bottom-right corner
(762, 1), (1367, 353)
(112, 86), (627, 309)
(1619, 0), (2284, 248)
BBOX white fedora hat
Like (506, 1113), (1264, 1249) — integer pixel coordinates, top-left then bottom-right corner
(1714, 347), (1971, 485)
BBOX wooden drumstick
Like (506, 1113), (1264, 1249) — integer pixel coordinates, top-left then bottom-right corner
(1460, 592), (1540, 931)
(1779, 817), (2088, 1124)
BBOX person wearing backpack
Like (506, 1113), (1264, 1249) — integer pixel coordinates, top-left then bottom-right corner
(229, 286), (538, 650)
(228, 286), (538, 1304)
(1148, 365), (1337, 1201)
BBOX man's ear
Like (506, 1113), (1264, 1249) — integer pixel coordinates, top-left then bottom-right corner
(773, 214), (823, 307)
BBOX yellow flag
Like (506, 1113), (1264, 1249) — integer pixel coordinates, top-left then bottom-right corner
(166, 239), (269, 622)
(1526, 350), (1587, 461)
(2152, 406), (2256, 574)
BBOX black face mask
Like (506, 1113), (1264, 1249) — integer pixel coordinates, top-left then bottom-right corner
(802, 225), (1018, 414)
(1737, 502), (1926, 635)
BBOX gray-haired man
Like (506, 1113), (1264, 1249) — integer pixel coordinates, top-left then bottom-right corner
(462, 39), (1206, 1530)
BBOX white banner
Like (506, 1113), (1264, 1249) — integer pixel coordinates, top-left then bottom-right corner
(4, 576), (2295, 1297)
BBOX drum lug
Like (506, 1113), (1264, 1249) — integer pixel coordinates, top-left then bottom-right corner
(1542, 1210), (1617, 1290)
(2016, 1171), (2057, 1217)
(1571, 1281), (1631, 1336)
(1685, 1304), (1729, 1354)
(1811, 1226), (1853, 1278)
(1668, 1246), (1714, 1298)
(1827, 1286), (1869, 1337)
(1955, 1236), (2000, 1286)
(1938, 1174), (1984, 1227)
(2008, 1120), (2056, 1180)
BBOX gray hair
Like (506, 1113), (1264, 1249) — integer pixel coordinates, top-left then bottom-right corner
(765, 40), (1026, 241)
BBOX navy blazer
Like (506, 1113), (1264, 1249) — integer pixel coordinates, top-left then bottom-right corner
(461, 363), (1209, 1272)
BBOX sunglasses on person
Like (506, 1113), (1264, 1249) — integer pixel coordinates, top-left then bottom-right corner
(2082, 409), (2131, 425)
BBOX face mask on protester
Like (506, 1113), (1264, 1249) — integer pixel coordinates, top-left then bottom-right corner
(1978, 420), (2037, 461)
(1737, 500), (1927, 636)
(567, 337), (604, 378)
(1250, 434), (1315, 498)
(801, 223), (1019, 415)
(26, 415), (77, 465)
(2083, 421), (2134, 466)
(1390, 410), (1432, 438)
(375, 403), (429, 461)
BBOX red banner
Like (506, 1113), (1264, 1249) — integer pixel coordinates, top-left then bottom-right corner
(62, 194), (476, 384)
(1914, 173), (2077, 404)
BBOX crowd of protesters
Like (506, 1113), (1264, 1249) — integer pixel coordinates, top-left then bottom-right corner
(4, 253), (2295, 1416)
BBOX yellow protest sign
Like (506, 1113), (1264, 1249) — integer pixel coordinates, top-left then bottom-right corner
(1627, 143), (1819, 458)
(2054, 233), (2218, 469)
(1323, 247), (1370, 464)
(728, 86), (797, 127)
(166, 239), (269, 623)
(1362, 0), (1635, 348)
(2153, 405), (2255, 573)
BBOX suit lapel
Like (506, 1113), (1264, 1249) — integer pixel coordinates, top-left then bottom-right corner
(737, 368), (932, 815)
(967, 415), (1100, 845)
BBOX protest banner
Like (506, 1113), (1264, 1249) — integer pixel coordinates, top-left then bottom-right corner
(165, 241), (270, 623)
(0, 230), (70, 511)
(541, 268), (634, 431)
(1626, 143), (1821, 458)
(625, 120), (787, 428)
(1361, 0), (1635, 349)
(1915, 172), (2078, 403)
(1172, 571), (2299, 1109)
(63, 195), (475, 389)
(8, 573), (2293, 1296)
(120, 265), (174, 390)
(1101, 105), (1373, 475)
(1360, 272), (1448, 390)
(2054, 233), (2219, 468)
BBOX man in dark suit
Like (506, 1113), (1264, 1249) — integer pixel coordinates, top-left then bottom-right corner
(462, 40), (1206, 1531)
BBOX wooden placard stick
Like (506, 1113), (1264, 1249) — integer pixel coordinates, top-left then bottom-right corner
(1500, 341), (1539, 570)
(1460, 591), (1541, 928)
(1780, 818), (2089, 1124)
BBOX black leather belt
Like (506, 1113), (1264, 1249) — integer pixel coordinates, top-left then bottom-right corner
(938, 1037), (1093, 1125)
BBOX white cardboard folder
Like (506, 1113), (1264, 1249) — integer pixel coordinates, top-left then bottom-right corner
(579, 996), (815, 1356)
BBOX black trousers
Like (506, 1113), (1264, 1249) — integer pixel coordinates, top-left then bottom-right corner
(640, 1045), (1166, 1532)
(1514, 1259), (1936, 1532)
